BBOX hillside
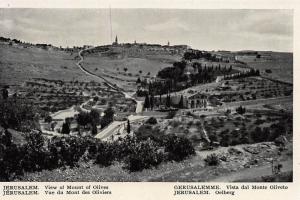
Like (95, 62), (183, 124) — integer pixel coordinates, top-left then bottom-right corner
(81, 46), (182, 91)
(235, 51), (293, 84)
(0, 43), (99, 87)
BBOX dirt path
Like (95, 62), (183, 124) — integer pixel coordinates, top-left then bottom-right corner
(77, 47), (143, 114)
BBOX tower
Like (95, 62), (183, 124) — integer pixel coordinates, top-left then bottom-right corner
(113, 35), (118, 45)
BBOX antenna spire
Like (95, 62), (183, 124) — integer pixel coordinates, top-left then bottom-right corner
(109, 6), (113, 43)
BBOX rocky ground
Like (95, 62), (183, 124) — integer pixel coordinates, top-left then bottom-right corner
(16, 140), (292, 182)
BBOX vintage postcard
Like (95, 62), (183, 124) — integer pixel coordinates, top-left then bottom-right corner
(0, 0), (298, 199)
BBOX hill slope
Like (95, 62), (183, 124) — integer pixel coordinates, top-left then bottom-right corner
(0, 44), (99, 86)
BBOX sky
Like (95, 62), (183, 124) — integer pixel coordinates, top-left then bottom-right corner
(0, 9), (293, 52)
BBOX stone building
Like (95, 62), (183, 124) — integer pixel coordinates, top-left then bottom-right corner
(185, 92), (208, 109)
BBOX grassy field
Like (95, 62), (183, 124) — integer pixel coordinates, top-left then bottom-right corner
(80, 47), (182, 91)
(238, 52), (293, 84)
(0, 44), (99, 86)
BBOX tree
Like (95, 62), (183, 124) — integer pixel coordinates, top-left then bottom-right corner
(61, 122), (70, 134)
(150, 95), (154, 110)
(123, 67), (128, 73)
(164, 134), (195, 161)
(166, 94), (171, 108)
(90, 109), (100, 125)
(76, 112), (90, 128)
(127, 120), (131, 134)
(0, 98), (38, 132)
(101, 107), (114, 129)
(44, 115), (52, 123)
(2, 87), (8, 100)
(136, 77), (141, 84)
(146, 117), (157, 125)
(91, 124), (97, 135)
(139, 70), (142, 74)
(204, 153), (220, 166)
(236, 106), (246, 115)
(178, 95), (184, 108)
(144, 94), (150, 110)
(251, 127), (263, 143)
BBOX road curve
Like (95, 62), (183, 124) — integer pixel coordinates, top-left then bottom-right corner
(76, 47), (143, 114)
(75, 47), (146, 140)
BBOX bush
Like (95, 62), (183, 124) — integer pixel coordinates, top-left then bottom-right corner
(21, 131), (50, 171)
(95, 142), (115, 167)
(204, 153), (220, 166)
(135, 125), (164, 143)
(0, 99), (39, 132)
(236, 106), (246, 115)
(61, 122), (70, 134)
(165, 111), (177, 119)
(0, 129), (24, 181)
(265, 69), (272, 73)
(123, 139), (163, 172)
(146, 117), (157, 125)
(163, 134), (195, 161)
(44, 115), (52, 123)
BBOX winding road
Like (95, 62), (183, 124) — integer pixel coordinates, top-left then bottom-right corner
(76, 47), (145, 140)
(76, 47), (143, 114)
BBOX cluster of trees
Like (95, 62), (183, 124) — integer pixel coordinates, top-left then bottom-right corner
(59, 107), (114, 135)
(143, 94), (155, 110)
(134, 125), (195, 162)
(74, 107), (114, 135)
(224, 68), (260, 80)
(183, 51), (221, 62)
(0, 98), (40, 132)
(152, 61), (234, 96)
(2, 87), (8, 99)
(0, 128), (195, 180)
(209, 116), (292, 147)
(236, 106), (246, 115)
(143, 92), (183, 111)
(0, 130), (92, 181)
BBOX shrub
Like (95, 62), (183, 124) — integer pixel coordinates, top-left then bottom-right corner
(95, 142), (115, 167)
(135, 125), (164, 143)
(0, 129), (24, 181)
(61, 122), (70, 134)
(236, 106), (246, 115)
(265, 69), (272, 73)
(21, 131), (50, 171)
(163, 134), (195, 161)
(204, 153), (220, 166)
(123, 139), (163, 172)
(169, 120), (180, 128)
(146, 117), (157, 125)
(44, 115), (52, 123)
(0, 99), (39, 132)
(165, 111), (177, 119)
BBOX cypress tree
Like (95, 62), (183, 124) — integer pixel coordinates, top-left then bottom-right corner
(178, 95), (184, 108)
(127, 119), (131, 134)
(91, 124), (97, 135)
(166, 94), (171, 108)
(150, 95), (154, 110)
(144, 94), (150, 110)
(61, 122), (70, 134)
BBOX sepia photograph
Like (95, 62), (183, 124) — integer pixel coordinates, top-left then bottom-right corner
(0, 8), (293, 182)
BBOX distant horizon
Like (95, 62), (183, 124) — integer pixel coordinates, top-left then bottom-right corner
(0, 9), (293, 52)
(0, 35), (293, 53)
